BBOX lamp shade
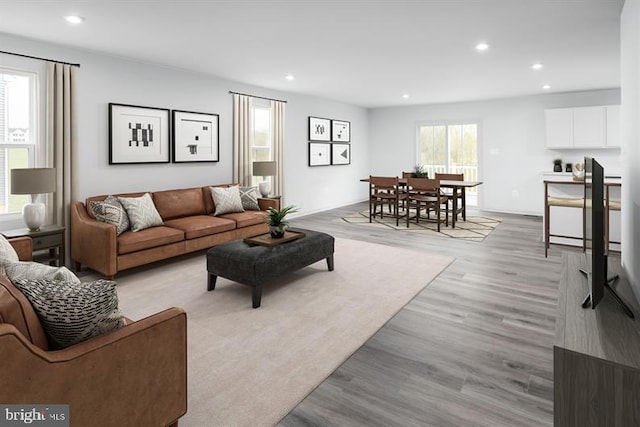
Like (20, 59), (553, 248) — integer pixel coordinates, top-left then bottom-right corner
(252, 161), (277, 177)
(11, 168), (57, 195)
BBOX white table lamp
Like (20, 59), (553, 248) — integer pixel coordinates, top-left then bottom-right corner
(10, 168), (57, 231)
(252, 161), (277, 197)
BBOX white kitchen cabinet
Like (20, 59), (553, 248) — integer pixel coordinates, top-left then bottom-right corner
(545, 105), (619, 149)
(606, 105), (621, 147)
(545, 108), (573, 148)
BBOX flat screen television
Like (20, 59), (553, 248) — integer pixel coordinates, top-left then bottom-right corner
(582, 156), (605, 308)
(581, 157), (634, 318)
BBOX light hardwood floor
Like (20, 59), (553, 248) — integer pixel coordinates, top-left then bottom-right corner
(278, 202), (569, 427)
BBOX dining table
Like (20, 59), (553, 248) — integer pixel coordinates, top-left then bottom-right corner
(361, 177), (483, 229)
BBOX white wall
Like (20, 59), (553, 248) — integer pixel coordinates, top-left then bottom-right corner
(0, 33), (369, 218)
(369, 90), (621, 215)
(621, 0), (640, 299)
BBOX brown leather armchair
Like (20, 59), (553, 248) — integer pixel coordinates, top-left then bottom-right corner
(0, 237), (187, 427)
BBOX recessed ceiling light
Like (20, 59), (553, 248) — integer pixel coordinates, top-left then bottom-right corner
(402, 94), (409, 99)
(285, 74), (295, 81)
(64, 15), (85, 24)
(475, 42), (490, 51)
(542, 84), (551, 90)
(532, 62), (544, 70)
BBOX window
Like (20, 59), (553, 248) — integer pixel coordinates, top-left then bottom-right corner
(417, 123), (479, 205)
(0, 68), (38, 215)
(251, 100), (272, 186)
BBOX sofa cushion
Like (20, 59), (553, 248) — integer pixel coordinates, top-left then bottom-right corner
(89, 195), (130, 235)
(13, 278), (126, 350)
(163, 215), (236, 240)
(0, 235), (19, 276)
(210, 185), (244, 216)
(0, 277), (50, 350)
(239, 186), (261, 211)
(5, 261), (80, 284)
(117, 226), (185, 255)
(219, 211), (267, 229)
(118, 193), (164, 232)
(153, 187), (206, 220)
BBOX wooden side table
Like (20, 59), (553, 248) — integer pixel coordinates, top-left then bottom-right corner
(258, 196), (281, 211)
(2, 225), (65, 267)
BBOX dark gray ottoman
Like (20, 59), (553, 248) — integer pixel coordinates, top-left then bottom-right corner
(206, 228), (334, 308)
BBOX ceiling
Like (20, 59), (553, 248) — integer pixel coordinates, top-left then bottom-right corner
(0, 0), (625, 108)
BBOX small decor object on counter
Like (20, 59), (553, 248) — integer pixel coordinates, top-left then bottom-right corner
(565, 162), (573, 172)
(411, 164), (429, 178)
(553, 158), (563, 172)
(267, 205), (299, 238)
(572, 162), (585, 181)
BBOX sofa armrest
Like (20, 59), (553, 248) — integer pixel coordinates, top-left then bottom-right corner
(0, 307), (187, 427)
(9, 237), (33, 261)
(71, 201), (118, 277)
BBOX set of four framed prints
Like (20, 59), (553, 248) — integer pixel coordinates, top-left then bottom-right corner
(308, 116), (351, 166)
(109, 103), (219, 164)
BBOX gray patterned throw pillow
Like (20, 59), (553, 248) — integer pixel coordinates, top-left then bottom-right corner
(0, 234), (19, 276)
(90, 195), (130, 235)
(210, 186), (245, 216)
(118, 193), (163, 232)
(5, 261), (81, 284)
(13, 278), (126, 349)
(239, 186), (260, 211)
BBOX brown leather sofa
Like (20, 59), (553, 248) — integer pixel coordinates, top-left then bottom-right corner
(71, 184), (277, 278)
(0, 237), (187, 427)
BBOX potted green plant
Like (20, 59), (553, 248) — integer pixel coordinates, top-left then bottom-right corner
(267, 205), (299, 238)
(411, 164), (429, 178)
(553, 158), (563, 172)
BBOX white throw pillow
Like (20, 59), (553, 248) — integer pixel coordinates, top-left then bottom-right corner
(117, 193), (163, 232)
(0, 234), (20, 276)
(210, 186), (245, 216)
(5, 261), (81, 284)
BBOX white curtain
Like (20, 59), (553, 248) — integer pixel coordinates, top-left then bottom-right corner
(46, 62), (77, 265)
(232, 94), (254, 186)
(271, 100), (285, 200)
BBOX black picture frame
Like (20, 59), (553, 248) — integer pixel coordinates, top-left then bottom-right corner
(109, 103), (170, 164)
(331, 119), (351, 142)
(308, 116), (331, 141)
(172, 110), (220, 163)
(309, 142), (331, 166)
(331, 143), (351, 165)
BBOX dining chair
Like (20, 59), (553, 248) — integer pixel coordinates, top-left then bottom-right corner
(369, 176), (406, 226)
(435, 173), (464, 222)
(405, 177), (448, 231)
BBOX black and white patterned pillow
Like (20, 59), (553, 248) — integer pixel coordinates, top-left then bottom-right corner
(13, 278), (126, 350)
(118, 193), (163, 232)
(90, 195), (130, 235)
(210, 186), (245, 216)
(239, 186), (260, 211)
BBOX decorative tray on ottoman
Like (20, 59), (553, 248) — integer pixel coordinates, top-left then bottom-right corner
(243, 230), (305, 247)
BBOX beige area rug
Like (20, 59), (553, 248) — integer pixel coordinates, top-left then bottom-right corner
(85, 238), (453, 427)
(341, 209), (502, 241)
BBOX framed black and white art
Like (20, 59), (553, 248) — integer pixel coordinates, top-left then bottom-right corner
(309, 142), (331, 166)
(331, 120), (351, 142)
(109, 103), (170, 164)
(172, 110), (219, 163)
(308, 116), (331, 141)
(331, 143), (351, 165)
